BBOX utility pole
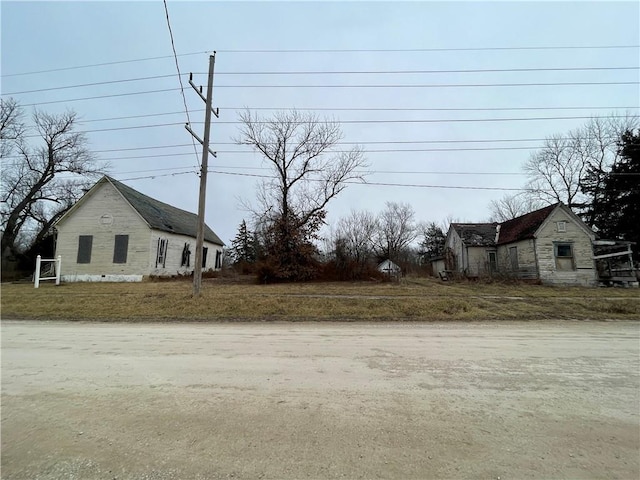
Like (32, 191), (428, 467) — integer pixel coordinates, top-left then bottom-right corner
(186, 52), (219, 297)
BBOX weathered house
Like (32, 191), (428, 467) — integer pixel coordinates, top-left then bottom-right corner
(444, 222), (498, 277)
(496, 203), (596, 286)
(442, 203), (598, 286)
(54, 176), (224, 282)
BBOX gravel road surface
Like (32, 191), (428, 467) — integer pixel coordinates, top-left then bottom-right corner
(2, 320), (639, 479)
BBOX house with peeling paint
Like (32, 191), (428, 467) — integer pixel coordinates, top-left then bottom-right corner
(54, 176), (224, 282)
(442, 203), (598, 286)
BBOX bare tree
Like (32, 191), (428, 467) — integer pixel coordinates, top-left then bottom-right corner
(1, 98), (25, 159)
(1, 102), (105, 261)
(524, 114), (638, 223)
(373, 202), (417, 262)
(236, 109), (367, 281)
(334, 209), (377, 266)
(488, 193), (543, 222)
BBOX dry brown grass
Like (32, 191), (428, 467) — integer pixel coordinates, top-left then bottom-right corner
(1, 276), (638, 321)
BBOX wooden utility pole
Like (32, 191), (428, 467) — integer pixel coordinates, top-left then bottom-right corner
(186, 53), (218, 297)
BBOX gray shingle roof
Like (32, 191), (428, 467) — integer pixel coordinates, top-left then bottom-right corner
(451, 223), (498, 247)
(108, 176), (224, 246)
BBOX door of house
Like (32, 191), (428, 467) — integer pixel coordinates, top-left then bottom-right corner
(509, 246), (518, 271)
(488, 251), (497, 273)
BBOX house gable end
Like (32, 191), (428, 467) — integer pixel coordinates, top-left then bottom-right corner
(533, 203), (595, 240)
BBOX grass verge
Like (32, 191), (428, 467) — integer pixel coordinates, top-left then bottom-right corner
(1, 277), (639, 321)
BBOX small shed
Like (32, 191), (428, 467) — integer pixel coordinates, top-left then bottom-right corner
(430, 255), (446, 278)
(378, 259), (401, 277)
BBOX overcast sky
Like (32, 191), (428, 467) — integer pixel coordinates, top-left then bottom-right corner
(2, 1), (638, 245)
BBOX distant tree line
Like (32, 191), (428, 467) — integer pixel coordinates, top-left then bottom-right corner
(229, 201), (449, 282)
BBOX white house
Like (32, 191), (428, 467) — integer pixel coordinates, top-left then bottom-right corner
(54, 176), (224, 282)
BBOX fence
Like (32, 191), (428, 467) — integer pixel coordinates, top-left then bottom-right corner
(34, 255), (61, 288)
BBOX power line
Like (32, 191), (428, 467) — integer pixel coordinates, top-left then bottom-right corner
(4, 74), (177, 95)
(211, 81), (639, 88)
(96, 145), (541, 161)
(114, 165), (525, 176)
(18, 113), (635, 139)
(212, 66), (640, 75)
(1, 51), (210, 78)
(0, 137), (559, 160)
(19, 88), (180, 107)
(205, 169), (529, 192)
(15, 81), (639, 107)
(3, 44), (637, 78)
(216, 45), (640, 53)
(211, 114), (635, 125)
(4, 65), (637, 95)
(72, 106), (639, 124)
(162, 0), (200, 168)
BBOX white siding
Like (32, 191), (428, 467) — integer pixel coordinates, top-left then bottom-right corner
(55, 180), (224, 281)
(55, 182), (151, 277)
(147, 231), (223, 277)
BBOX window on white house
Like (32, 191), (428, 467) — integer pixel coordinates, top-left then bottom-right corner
(215, 250), (222, 269)
(202, 247), (208, 268)
(113, 235), (129, 263)
(181, 243), (191, 267)
(554, 242), (575, 271)
(557, 221), (567, 232)
(156, 238), (168, 268)
(77, 235), (93, 264)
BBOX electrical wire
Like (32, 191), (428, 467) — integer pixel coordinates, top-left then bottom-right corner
(211, 81), (639, 88)
(17, 113), (636, 139)
(215, 45), (640, 53)
(111, 168), (529, 191)
(19, 88), (180, 107)
(3, 44), (637, 78)
(4, 65), (637, 95)
(162, 0), (200, 168)
(14, 81), (639, 107)
(70, 106), (639, 124)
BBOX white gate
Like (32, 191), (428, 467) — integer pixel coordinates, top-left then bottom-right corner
(34, 255), (61, 288)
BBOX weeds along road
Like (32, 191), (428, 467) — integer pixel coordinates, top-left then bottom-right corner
(2, 320), (639, 480)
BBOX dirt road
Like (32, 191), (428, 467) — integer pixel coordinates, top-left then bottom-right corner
(2, 320), (638, 479)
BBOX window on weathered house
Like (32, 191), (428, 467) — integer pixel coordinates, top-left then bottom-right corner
(77, 235), (93, 264)
(215, 250), (222, 269)
(156, 238), (168, 268)
(557, 221), (567, 232)
(113, 235), (129, 263)
(554, 242), (575, 271)
(202, 247), (208, 268)
(181, 243), (191, 267)
(488, 251), (497, 273)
